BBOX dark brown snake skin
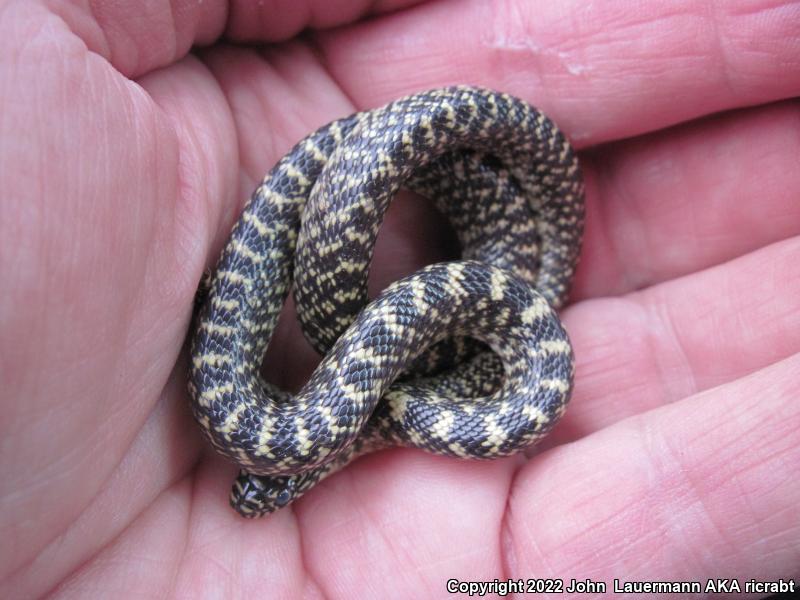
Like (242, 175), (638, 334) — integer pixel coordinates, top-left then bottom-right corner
(188, 86), (585, 517)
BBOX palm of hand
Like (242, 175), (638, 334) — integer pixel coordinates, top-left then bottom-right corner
(1, 1), (798, 597)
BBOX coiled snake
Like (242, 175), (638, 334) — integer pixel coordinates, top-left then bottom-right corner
(189, 86), (585, 518)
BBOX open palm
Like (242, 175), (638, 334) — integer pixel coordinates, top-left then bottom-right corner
(1, 1), (798, 597)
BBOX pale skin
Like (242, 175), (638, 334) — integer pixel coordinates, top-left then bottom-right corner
(1, 0), (799, 597)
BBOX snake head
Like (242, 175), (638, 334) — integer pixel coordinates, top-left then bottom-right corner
(230, 471), (298, 518)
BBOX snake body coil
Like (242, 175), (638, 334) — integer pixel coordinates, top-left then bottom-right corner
(189, 86), (585, 518)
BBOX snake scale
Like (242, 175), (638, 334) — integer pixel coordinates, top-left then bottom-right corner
(189, 86), (585, 518)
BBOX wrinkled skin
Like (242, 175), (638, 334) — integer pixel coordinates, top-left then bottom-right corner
(1, 1), (799, 598)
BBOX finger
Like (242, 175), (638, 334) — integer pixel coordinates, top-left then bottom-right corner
(317, 0), (800, 145)
(507, 353), (800, 590)
(554, 235), (800, 445)
(296, 451), (521, 598)
(574, 100), (800, 299)
(226, 0), (429, 42)
(46, 0), (427, 79)
(45, 0), (226, 77)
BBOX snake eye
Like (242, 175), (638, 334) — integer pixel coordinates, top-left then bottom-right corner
(275, 488), (292, 507)
(274, 478), (297, 507)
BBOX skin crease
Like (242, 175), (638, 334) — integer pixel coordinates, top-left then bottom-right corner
(0, 0), (799, 597)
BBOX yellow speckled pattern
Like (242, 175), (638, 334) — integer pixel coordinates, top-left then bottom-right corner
(189, 86), (585, 517)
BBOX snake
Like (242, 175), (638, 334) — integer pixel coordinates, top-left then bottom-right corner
(188, 86), (585, 518)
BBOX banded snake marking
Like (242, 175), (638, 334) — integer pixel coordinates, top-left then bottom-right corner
(188, 86), (585, 517)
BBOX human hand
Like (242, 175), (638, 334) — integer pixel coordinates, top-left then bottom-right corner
(1, 1), (798, 597)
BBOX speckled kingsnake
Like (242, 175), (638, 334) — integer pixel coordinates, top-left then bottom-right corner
(189, 86), (585, 518)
